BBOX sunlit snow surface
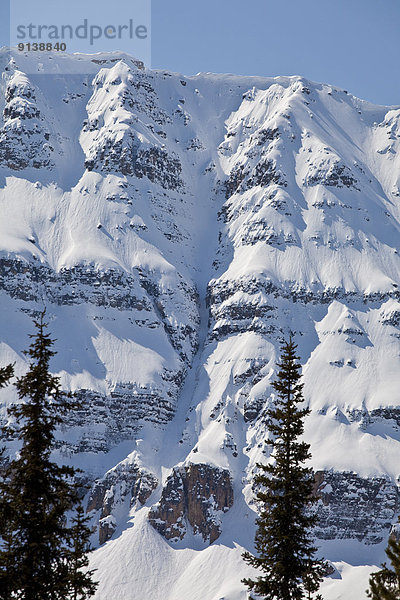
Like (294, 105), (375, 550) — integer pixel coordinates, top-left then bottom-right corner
(1, 49), (400, 598)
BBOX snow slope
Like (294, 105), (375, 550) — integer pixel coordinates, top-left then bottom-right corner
(1, 48), (400, 598)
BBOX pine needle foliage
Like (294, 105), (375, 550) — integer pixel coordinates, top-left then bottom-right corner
(0, 312), (98, 600)
(242, 338), (325, 600)
(63, 506), (98, 600)
(368, 532), (400, 599)
(0, 363), (14, 389)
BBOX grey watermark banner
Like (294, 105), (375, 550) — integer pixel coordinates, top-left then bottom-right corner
(10, 0), (151, 74)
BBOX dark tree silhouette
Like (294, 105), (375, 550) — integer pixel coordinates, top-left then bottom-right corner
(0, 312), (97, 600)
(242, 338), (325, 600)
(368, 528), (400, 599)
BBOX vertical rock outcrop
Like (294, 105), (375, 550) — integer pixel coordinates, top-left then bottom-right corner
(148, 463), (234, 544)
(81, 61), (183, 190)
(0, 70), (54, 170)
(87, 460), (158, 544)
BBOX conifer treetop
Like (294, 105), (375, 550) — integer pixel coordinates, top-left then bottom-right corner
(0, 313), (97, 600)
(242, 338), (325, 600)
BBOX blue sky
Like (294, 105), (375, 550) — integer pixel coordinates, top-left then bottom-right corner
(1, 0), (400, 105)
(151, 0), (400, 106)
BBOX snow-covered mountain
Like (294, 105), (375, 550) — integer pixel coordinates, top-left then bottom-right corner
(1, 48), (400, 599)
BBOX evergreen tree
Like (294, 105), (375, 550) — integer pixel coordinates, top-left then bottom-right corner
(0, 363), (14, 388)
(0, 312), (97, 600)
(368, 530), (400, 599)
(242, 338), (325, 600)
(0, 362), (15, 600)
(64, 506), (98, 600)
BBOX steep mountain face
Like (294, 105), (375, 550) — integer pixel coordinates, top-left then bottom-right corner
(1, 49), (400, 599)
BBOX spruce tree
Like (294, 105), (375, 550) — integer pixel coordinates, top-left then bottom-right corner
(0, 363), (15, 600)
(0, 312), (97, 600)
(242, 338), (325, 600)
(368, 530), (400, 599)
(0, 363), (14, 388)
(64, 505), (98, 600)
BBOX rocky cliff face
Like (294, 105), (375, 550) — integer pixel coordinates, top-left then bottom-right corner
(0, 69), (55, 170)
(313, 471), (400, 545)
(82, 62), (183, 192)
(87, 457), (158, 544)
(148, 463), (233, 544)
(1, 49), (400, 599)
